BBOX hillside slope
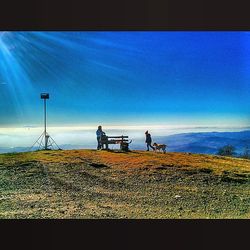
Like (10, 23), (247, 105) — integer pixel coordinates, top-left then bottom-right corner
(0, 149), (249, 218)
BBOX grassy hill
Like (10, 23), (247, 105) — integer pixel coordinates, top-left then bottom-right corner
(0, 149), (249, 218)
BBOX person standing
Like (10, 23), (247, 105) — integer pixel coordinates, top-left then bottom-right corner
(145, 130), (155, 151)
(96, 125), (105, 150)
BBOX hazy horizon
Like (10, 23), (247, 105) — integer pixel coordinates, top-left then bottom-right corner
(0, 125), (249, 150)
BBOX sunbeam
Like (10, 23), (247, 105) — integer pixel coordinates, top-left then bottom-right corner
(0, 32), (140, 126)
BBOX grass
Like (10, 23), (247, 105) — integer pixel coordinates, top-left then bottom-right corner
(0, 149), (249, 218)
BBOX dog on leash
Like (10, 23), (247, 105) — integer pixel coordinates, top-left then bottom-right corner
(153, 143), (167, 153)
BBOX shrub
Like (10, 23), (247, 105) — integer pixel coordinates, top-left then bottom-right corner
(217, 145), (235, 156)
(241, 146), (250, 159)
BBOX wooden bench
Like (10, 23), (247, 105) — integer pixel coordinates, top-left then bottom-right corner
(100, 135), (132, 151)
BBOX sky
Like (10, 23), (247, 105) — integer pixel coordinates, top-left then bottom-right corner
(0, 31), (249, 128)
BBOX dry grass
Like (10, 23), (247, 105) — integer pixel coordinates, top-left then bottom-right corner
(0, 149), (249, 218)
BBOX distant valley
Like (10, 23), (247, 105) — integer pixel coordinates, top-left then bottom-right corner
(1, 130), (250, 156)
(155, 130), (250, 155)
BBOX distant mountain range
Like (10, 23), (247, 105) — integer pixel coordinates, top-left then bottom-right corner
(154, 130), (250, 155)
(0, 144), (91, 154)
(0, 146), (33, 154)
(1, 130), (250, 156)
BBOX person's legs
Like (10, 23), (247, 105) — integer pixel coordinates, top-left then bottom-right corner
(147, 143), (155, 151)
(97, 137), (101, 150)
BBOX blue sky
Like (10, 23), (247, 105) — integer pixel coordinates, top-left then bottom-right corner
(0, 31), (249, 127)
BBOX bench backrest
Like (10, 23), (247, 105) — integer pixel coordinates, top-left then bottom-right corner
(106, 136), (128, 139)
(101, 135), (130, 143)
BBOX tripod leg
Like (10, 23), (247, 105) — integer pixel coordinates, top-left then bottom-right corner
(49, 135), (61, 150)
(29, 132), (44, 151)
(38, 133), (45, 150)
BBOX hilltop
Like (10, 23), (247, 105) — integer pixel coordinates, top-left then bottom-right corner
(0, 149), (249, 218)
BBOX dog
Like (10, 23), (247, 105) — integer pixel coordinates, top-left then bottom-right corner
(153, 143), (167, 153)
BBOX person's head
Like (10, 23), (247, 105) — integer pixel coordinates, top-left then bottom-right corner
(98, 125), (102, 130)
(145, 130), (148, 134)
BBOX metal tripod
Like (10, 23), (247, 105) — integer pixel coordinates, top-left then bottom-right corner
(30, 93), (61, 151)
(30, 131), (61, 150)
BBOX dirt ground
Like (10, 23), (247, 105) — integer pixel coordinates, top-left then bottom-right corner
(0, 149), (249, 218)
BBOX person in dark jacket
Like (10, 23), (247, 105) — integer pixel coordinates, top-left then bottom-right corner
(96, 125), (106, 150)
(145, 130), (155, 151)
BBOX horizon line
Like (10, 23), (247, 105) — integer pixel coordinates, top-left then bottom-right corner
(0, 124), (250, 130)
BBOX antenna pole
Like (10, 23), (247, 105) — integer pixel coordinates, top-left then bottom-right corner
(44, 98), (47, 149)
(30, 93), (61, 151)
(44, 98), (47, 134)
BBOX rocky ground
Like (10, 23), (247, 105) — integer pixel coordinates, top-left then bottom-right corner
(0, 149), (249, 218)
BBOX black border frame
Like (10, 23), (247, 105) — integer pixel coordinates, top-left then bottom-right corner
(0, 0), (249, 248)
(1, 0), (250, 30)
